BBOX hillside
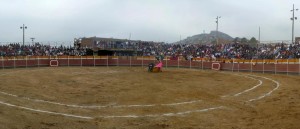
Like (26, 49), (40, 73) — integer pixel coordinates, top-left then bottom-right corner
(175, 31), (233, 44)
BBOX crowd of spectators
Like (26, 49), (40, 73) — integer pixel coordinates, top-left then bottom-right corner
(1, 42), (300, 60)
(0, 43), (87, 56)
(137, 42), (300, 60)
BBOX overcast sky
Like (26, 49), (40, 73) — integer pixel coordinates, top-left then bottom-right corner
(1, 0), (300, 44)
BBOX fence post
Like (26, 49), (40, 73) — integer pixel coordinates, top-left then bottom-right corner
(287, 59), (289, 75)
(199, 59), (201, 69)
(80, 56), (82, 67)
(93, 56), (95, 67)
(38, 56), (40, 67)
(238, 60), (240, 72)
(231, 59), (234, 72)
(26, 56), (28, 68)
(107, 55), (109, 67)
(142, 56), (144, 68)
(177, 57), (179, 68)
(299, 58), (300, 75)
(68, 56), (70, 67)
(190, 59), (191, 69)
(263, 59), (265, 74)
(166, 56), (168, 69)
(275, 59), (277, 75)
(117, 56), (119, 67)
(129, 56), (131, 67)
(1, 56), (3, 70)
(201, 58), (204, 70)
(250, 59), (253, 73)
(13, 57), (16, 69)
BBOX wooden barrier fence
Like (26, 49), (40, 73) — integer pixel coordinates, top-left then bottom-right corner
(0, 56), (299, 75)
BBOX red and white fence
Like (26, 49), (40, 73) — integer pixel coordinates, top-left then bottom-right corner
(0, 56), (299, 75)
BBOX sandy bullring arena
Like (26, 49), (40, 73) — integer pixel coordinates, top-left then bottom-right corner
(0, 66), (299, 129)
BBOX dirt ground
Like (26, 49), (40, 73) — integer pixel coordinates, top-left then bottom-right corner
(0, 66), (299, 129)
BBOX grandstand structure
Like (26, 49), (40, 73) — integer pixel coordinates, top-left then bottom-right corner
(74, 37), (163, 56)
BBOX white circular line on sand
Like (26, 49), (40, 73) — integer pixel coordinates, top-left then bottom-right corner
(0, 70), (261, 109)
(71, 71), (118, 75)
(246, 74), (280, 102)
(0, 91), (202, 109)
(0, 70), (203, 109)
(0, 100), (93, 119)
(0, 69), (226, 119)
(0, 69), (280, 119)
(0, 99), (224, 119)
(100, 106), (225, 118)
(112, 100), (203, 108)
(220, 73), (263, 98)
(233, 75), (263, 96)
(220, 73), (280, 102)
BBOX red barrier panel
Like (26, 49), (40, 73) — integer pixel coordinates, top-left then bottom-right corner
(203, 62), (213, 69)
(39, 59), (51, 66)
(167, 60), (179, 67)
(179, 60), (189, 68)
(27, 60), (38, 67)
(118, 59), (130, 66)
(131, 60), (143, 66)
(69, 58), (81, 66)
(15, 60), (26, 67)
(220, 63), (232, 71)
(288, 64), (300, 74)
(191, 61), (201, 68)
(108, 59), (118, 66)
(264, 64), (275, 73)
(82, 59), (94, 66)
(252, 64), (264, 72)
(239, 63), (251, 71)
(3, 60), (14, 68)
(95, 59), (107, 66)
(232, 63), (239, 71)
(276, 64), (288, 73)
(58, 59), (69, 66)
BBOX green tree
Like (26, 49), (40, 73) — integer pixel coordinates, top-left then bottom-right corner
(241, 37), (248, 43)
(248, 37), (258, 47)
(233, 37), (240, 43)
(249, 37), (258, 44)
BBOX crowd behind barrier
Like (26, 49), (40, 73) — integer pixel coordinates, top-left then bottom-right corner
(0, 43), (87, 56)
(137, 42), (300, 60)
(1, 42), (300, 60)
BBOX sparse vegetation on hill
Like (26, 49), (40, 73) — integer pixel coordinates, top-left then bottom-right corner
(175, 31), (259, 46)
(175, 31), (233, 44)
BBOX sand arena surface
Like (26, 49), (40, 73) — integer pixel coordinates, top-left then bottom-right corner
(0, 67), (299, 129)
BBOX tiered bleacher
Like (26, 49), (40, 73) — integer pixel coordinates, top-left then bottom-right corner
(1, 42), (300, 60)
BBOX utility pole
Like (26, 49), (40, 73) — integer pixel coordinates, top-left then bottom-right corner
(20, 24), (27, 46)
(180, 35), (182, 44)
(291, 4), (298, 44)
(30, 37), (35, 45)
(216, 16), (221, 44)
(259, 26), (261, 44)
(129, 33), (131, 40)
